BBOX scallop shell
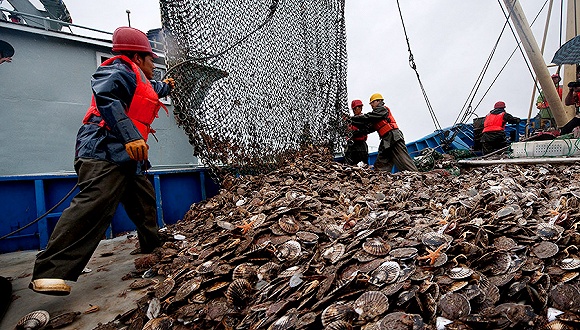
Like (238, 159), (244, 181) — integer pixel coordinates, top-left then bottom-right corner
(421, 231), (452, 249)
(325, 320), (353, 330)
(521, 256), (544, 272)
(325, 224), (344, 240)
(226, 278), (252, 306)
(323, 243), (345, 264)
(439, 293), (471, 320)
(369, 261), (400, 286)
(537, 223), (564, 240)
(560, 272), (580, 283)
(449, 281), (469, 292)
(278, 215), (300, 234)
(362, 238), (391, 256)
(550, 284), (580, 311)
(278, 265), (301, 278)
(206, 281), (229, 292)
(321, 303), (356, 327)
(16, 310), (50, 330)
(296, 231), (319, 245)
(232, 263), (258, 281)
(533, 241), (559, 259)
(154, 278), (175, 299)
(142, 317), (173, 330)
(129, 278), (155, 289)
(174, 277), (202, 301)
(448, 266), (474, 280)
(275, 240), (301, 261)
(257, 262), (281, 281)
(494, 236), (517, 251)
(267, 314), (298, 330)
(354, 291), (389, 321)
(196, 260), (216, 274)
(250, 213), (267, 228)
(389, 247), (418, 260)
(353, 250), (377, 263)
(560, 257), (580, 270)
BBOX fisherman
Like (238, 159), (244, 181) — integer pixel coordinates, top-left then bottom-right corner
(560, 79), (580, 135)
(535, 73), (562, 129)
(350, 93), (417, 172)
(481, 101), (520, 155)
(344, 99), (369, 166)
(29, 26), (175, 295)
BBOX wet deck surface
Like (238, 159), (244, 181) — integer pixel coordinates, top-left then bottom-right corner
(0, 234), (150, 330)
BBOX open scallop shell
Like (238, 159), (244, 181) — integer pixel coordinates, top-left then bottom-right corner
(354, 291), (389, 321)
(421, 231), (452, 249)
(537, 223), (564, 240)
(369, 261), (400, 286)
(323, 243), (345, 264)
(325, 320), (354, 330)
(550, 284), (580, 311)
(296, 231), (319, 245)
(278, 215), (300, 234)
(362, 238), (391, 256)
(275, 240), (301, 261)
(325, 224), (344, 240)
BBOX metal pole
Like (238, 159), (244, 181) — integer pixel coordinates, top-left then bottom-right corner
(563, 0), (580, 119)
(503, 0), (569, 127)
(126, 9), (131, 27)
(526, 0), (555, 137)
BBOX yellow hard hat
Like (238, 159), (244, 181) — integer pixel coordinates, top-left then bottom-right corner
(369, 93), (383, 103)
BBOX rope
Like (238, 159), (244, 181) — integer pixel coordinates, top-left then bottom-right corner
(0, 184), (78, 241)
(395, 0), (442, 133)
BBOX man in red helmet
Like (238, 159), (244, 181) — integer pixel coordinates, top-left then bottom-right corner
(481, 101), (520, 155)
(29, 27), (175, 295)
(344, 99), (369, 165)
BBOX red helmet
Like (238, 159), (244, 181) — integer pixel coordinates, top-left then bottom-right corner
(494, 101), (506, 109)
(351, 99), (363, 109)
(112, 26), (157, 58)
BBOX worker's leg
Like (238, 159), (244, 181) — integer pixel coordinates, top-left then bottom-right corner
(374, 141), (394, 172)
(32, 159), (126, 281)
(392, 140), (418, 172)
(121, 175), (160, 253)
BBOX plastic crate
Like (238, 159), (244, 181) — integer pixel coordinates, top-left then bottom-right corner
(511, 139), (580, 158)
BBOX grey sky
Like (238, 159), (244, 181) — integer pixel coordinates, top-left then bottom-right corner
(17, 0), (567, 150)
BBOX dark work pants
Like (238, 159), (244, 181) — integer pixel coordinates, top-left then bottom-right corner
(344, 141), (369, 165)
(32, 158), (160, 281)
(374, 139), (418, 172)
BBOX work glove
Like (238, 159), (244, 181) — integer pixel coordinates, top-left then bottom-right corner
(125, 139), (148, 161)
(163, 78), (175, 89)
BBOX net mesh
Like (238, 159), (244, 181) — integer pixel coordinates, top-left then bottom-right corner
(159, 0), (349, 179)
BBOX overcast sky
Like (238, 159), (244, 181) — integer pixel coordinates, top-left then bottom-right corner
(13, 0), (568, 150)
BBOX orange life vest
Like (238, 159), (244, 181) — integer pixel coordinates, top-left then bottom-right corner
(82, 55), (168, 142)
(349, 124), (367, 141)
(483, 112), (506, 133)
(373, 106), (399, 138)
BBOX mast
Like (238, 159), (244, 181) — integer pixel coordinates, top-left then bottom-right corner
(502, 0), (569, 127)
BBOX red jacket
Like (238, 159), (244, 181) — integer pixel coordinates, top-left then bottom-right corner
(82, 55), (167, 142)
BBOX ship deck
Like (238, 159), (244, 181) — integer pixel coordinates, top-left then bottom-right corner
(0, 234), (148, 330)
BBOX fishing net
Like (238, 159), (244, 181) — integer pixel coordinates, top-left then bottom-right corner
(159, 0), (349, 180)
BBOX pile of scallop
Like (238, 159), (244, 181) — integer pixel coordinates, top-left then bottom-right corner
(96, 149), (580, 330)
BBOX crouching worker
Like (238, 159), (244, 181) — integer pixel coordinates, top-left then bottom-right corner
(30, 27), (175, 295)
(481, 101), (520, 155)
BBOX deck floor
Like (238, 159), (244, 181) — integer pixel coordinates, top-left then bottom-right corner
(0, 234), (150, 330)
